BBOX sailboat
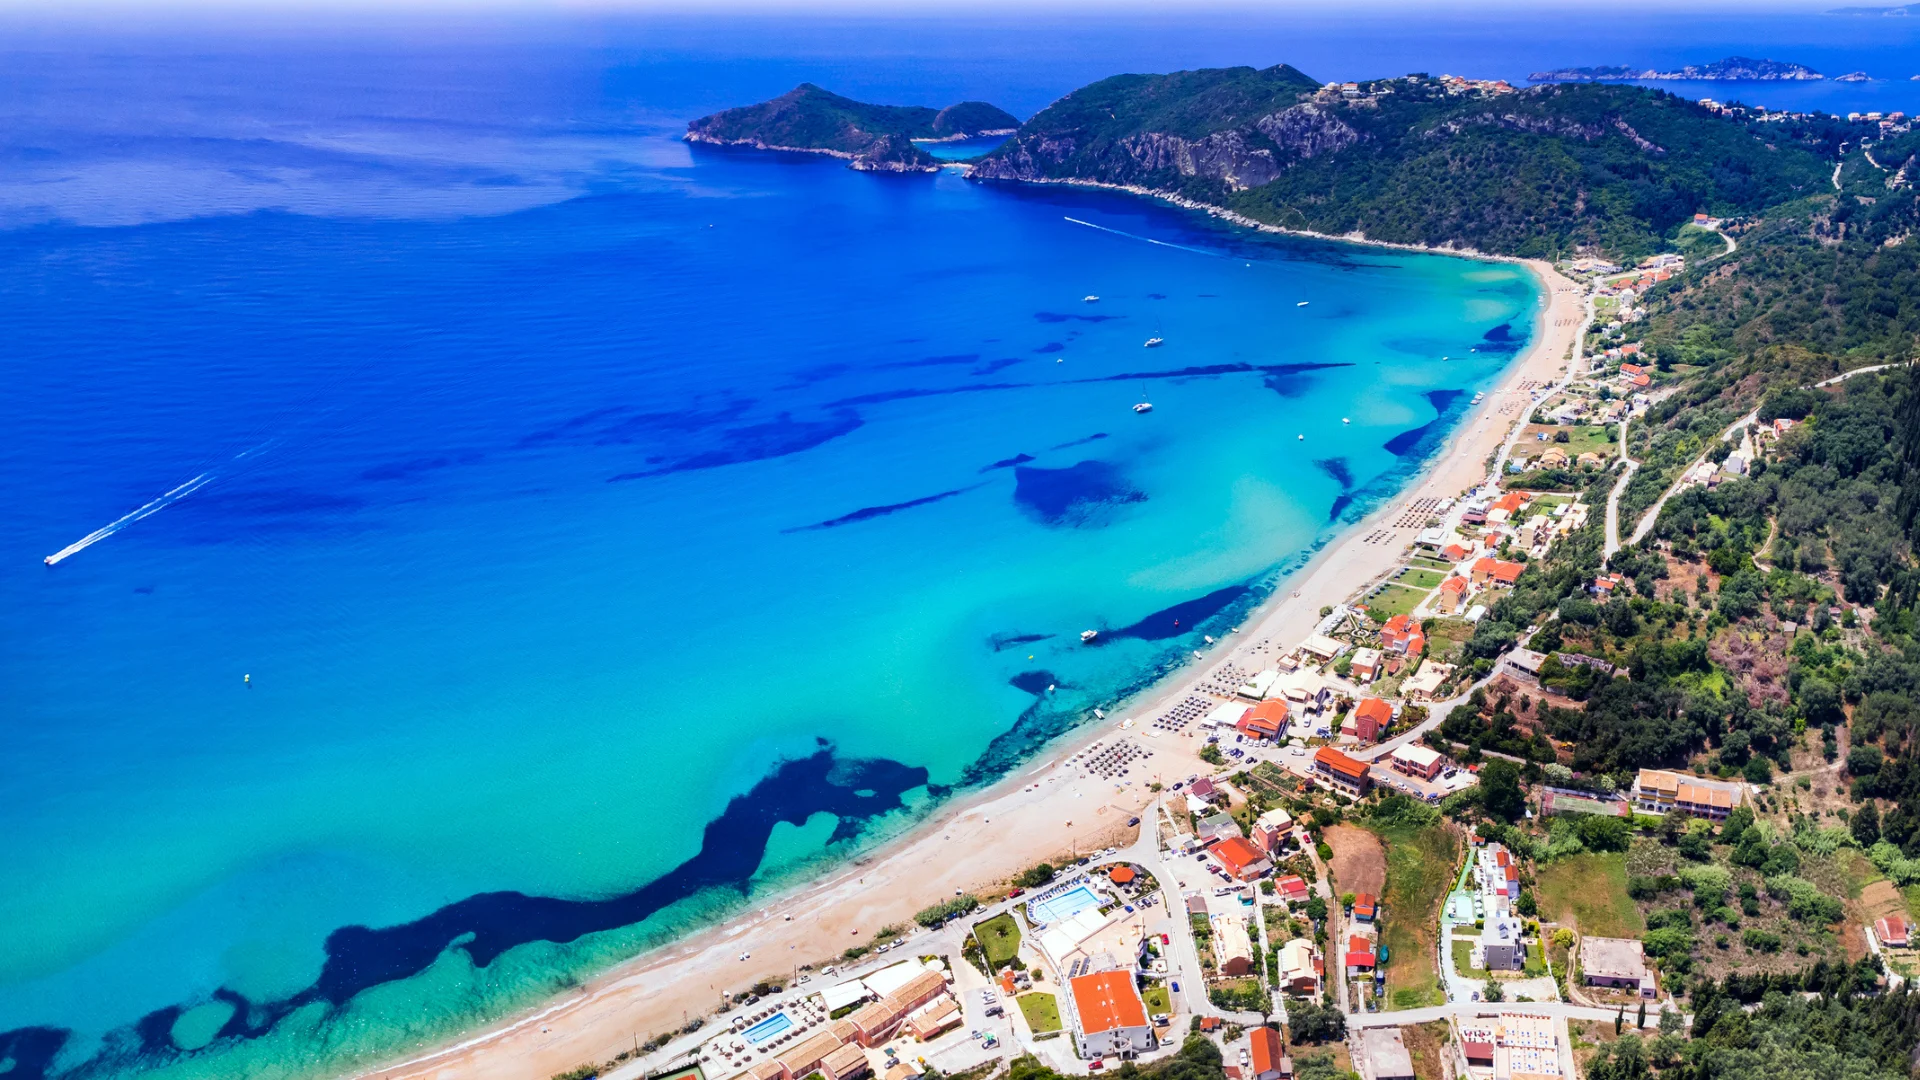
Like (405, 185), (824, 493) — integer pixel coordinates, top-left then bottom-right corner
(1133, 386), (1154, 414)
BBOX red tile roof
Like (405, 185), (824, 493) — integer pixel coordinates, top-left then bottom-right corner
(1314, 746), (1369, 780)
(1355, 698), (1392, 726)
(1069, 970), (1147, 1034)
(1249, 1027), (1283, 1076)
(1212, 836), (1267, 875)
(1440, 576), (1468, 594)
(1353, 893), (1376, 916)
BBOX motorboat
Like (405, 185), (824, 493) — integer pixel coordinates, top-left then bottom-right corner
(1081, 629), (1099, 643)
(1144, 337), (1164, 348)
(1084, 295), (1100, 302)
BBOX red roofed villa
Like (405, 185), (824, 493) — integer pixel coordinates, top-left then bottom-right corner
(1210, 836), (1274, 882)
(1378, 613), (1426, 656)
(1350, 697), (1393, 742)
(1312, 746), (1372, 796)
(1237, 699), (1290, 741)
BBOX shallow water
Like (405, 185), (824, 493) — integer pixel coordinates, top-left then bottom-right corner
(31, 7), (1908, 1075)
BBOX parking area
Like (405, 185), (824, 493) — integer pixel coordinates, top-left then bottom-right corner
(1367, 761), (1477, 801)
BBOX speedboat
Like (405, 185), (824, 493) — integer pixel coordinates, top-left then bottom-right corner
(1144, 337), (1164, 348)
(1084, 295), (1100, 302)
(1297, 301), (1309, 307)
(1081, 629), (1099, 643)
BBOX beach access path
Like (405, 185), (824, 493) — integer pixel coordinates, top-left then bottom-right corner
(352, 261), (1590, 1080)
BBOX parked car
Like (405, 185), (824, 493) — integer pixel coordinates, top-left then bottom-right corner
(1128, 816), (1141, 827)
(1161, 934), (1171, 945)
(1007, 888), (1025, 898)
(1171, 981), (1181, 993)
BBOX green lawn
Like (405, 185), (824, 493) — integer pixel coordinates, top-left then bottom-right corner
(1555, 426), (1616, 455)
(1409, 557), (1456, 573)
(975, 913), (1023, 968)
(1369, 822), (1459, 1010)
(1017, 992), (1061, 1033)
(1397, 568), (1447, 590)
(1143, 984), (1171, 1015)
(1451, 940), (1478, 977)
(1524, 941), (1547, 977)
(1535, 852), (1646, 939)
(1365, 584), (1427, 620)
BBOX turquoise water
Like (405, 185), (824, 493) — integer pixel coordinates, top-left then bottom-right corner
(1029, 884), (1105, 924)
(743, 1013), (794, 1044)
(0, 21), (1542, 1080)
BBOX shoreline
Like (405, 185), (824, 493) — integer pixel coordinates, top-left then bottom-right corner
(354, 202), (1585, 1080)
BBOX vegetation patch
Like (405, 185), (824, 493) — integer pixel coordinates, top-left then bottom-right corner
(1368, 818), (1458, 1009)
(1536, 852), (1645, 939)
(976, 913), (1023, 968)
(1016, 992), (1061, 1033)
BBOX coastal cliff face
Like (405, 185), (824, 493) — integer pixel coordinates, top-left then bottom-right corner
(685, 84), (1018, 174)
(975, 103), (1359, 192)
(971, 72), (1830, 260)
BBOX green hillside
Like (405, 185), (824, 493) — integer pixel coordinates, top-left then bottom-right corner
(974, 71), (1831, 260)
(686, 83), (1019, 171)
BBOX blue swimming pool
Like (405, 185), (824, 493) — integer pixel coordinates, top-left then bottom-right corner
(743, 1012), (793, 1045)
(1029, 884), (1102, 924)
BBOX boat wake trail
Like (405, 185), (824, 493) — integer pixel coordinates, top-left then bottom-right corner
(43, 472), (215, 566)
(1062, 216), (1221, 258)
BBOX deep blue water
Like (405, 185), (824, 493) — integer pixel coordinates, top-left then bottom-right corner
(0, 7), (1908, 1079)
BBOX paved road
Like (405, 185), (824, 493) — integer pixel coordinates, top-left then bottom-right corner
(1618, 361), (1907, 552)
(1347, 1001), (1669, 1028)
(1602, 417), (1639, 558)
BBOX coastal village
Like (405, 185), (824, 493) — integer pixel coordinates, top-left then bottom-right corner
(346, 77), (1920, 1080)
(526, 245), (1920, 1080)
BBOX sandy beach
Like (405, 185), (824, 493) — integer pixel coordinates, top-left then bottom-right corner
(356, 253), (1587, 1080)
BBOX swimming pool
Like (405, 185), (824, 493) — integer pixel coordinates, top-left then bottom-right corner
(1029, 884), (1103, 924)
(742, 1012), (793, 1045)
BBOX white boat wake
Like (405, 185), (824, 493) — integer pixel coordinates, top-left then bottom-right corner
(43, 472), (215, 566)
(1062, 216), (1221, 258)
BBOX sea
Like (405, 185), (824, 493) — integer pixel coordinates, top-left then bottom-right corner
(2, 5), (1915, 1078)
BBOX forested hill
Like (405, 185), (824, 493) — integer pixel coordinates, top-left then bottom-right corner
(686, 84), (1019, 172)
(971, 69), (1830, 260)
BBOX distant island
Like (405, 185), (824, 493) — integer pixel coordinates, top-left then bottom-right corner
(1528, 56), (1825, 82)
(685, 83), (1019, 173)
(1829, 2), (1919, 12)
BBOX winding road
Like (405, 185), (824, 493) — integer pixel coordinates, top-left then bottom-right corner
(1609, 361), (1908, 560)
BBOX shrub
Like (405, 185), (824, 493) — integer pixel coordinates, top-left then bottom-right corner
(1013, 863), (1056, 889)
(916, 895), (980, 928)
